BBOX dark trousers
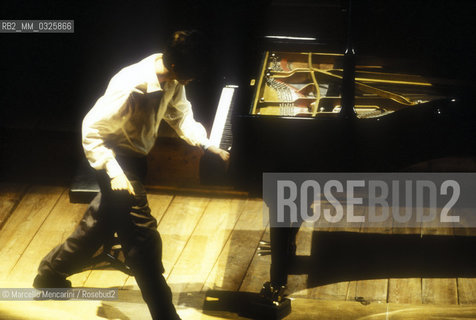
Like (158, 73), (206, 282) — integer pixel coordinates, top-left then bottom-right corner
(37, 156), (180, 320)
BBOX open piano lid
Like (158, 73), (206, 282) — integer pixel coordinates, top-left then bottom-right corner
(259, 0), (476, 81)
(235, 0), (476, 119)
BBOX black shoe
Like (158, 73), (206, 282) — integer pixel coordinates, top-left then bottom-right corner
(33, 274), (72, 289)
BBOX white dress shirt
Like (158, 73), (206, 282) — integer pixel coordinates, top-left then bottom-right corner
(82, 53), (210, 179)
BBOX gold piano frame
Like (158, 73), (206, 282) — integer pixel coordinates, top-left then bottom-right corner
(250, 51), (448, 119)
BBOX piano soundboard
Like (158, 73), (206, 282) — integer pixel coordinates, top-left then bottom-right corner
(250, 51), (446, 119)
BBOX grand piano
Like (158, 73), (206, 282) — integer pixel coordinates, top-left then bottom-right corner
(68, 0), (476, 316)
(208, 0), (476, 313)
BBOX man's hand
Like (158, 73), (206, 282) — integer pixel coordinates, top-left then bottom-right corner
(207, 145), (230, 169)
(110, 173), (136, 195)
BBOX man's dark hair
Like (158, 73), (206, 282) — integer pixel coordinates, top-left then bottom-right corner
(163, 30), (210, 81)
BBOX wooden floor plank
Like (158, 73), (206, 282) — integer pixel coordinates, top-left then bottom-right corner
(309, 280), (350, 301)
(160, 195), (210, 276)
(1, 182), (476, 320)
(7, 191), (89, 285)
(0, 185), (65, 280)
(314, 200), (361, 233)
(286, 298), (389, 320)
(346, 279), (388, 303)
(0, 183), (27, 231)
(2, 297), (476, 320)
(146, 192), (176, 225)
(359, 204), (393, 235)
(238, 226), (270, 293)
(390, 206), (422, 235)
(420, 205), (455, 237)
(453, 208), (476, 237)
(203, 199), (265, 292)
(388, 278), (422, 304)
(346, 206), (389, 303)
(2, 182), (475, 319)
(0, 300), (103, 320)
(288, 299), (476, 320)
(454, 208), (476, 305)
(421, 213), (458, 305)
(82, 269), (126, 290)
(458, 278), (476, 305)
(422, 278), (458, 305)
(388, 207), (423, 304)
(166, 197), (247, 293)
(162, 198), (246, 292)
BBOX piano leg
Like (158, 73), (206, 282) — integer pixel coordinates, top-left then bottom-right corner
(270, 226), (299, 286)
(254, 226), (299, 318)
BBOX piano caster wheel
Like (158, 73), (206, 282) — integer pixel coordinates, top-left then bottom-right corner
(259, 281), (288, 306)
(248, 281), (291, 319)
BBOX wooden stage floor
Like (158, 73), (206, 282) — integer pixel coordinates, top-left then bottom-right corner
(1, 183), (476, 319)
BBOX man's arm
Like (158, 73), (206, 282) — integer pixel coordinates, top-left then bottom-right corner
(82, 90), (136, 195)
(164, 84), (230, 165)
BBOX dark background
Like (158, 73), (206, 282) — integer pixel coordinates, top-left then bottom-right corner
(0, 0), (272, 131)
(1, 0), (476, 130)
(1, 0), (476, 182)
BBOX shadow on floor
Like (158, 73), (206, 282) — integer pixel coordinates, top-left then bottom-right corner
(287, 231), (476, 288)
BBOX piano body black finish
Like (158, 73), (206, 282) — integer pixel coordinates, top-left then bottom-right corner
(230, 51), (476, 194)
(224, 0), (476, 192)
(221, 1), (476, 306)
